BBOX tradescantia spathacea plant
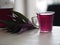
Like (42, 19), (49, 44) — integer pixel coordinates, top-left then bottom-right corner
(0, 11), (36, 33)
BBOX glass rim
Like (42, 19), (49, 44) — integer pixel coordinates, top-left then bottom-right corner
(37, 11), (55, 15)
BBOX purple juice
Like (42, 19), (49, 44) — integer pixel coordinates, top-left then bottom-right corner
(37, 11), (55, 32)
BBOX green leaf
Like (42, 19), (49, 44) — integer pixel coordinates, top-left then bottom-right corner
(0, 11), (34, 33)
(12, 11), (29, 23)
(0, 20), (16, 29)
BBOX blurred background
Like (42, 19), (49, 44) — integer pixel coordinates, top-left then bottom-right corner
(36, 0), (60, 26)
(0, 0), (60, 28)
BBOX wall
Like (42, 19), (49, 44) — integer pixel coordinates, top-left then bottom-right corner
(0, 0), (14, 8)
(52, 0), (60, 4)
(26, 0), (36, 21)
(13, 0), (25, 15)
(13, 0), (36, 21)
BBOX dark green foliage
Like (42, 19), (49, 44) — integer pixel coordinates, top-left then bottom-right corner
(0, 11), (35, 33)
(12, 11), (29, 23)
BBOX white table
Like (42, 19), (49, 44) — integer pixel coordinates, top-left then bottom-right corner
(0, 26), (60, 45)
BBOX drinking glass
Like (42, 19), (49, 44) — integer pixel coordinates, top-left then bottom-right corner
(32, 11), (55, 32)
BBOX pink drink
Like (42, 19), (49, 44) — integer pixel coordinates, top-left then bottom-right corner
(37, 11), (55, 32)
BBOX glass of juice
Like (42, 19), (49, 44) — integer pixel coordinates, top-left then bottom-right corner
(32, 11), (55, 32)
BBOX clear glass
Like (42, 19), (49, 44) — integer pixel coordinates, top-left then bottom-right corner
(32, 11), (55, 32)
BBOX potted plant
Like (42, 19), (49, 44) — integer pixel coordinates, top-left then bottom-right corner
(0, 11), (36, 33)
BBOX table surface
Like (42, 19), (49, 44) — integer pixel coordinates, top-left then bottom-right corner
(0, 26), (60, 45)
